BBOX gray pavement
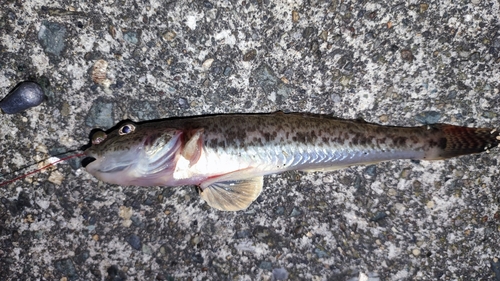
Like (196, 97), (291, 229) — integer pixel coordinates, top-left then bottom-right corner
(1, 0), (500, 280)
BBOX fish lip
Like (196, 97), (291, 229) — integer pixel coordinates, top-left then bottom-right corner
(83, 155), (132, 173)
(81, 156), (96, 168)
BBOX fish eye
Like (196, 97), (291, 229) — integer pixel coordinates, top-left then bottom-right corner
(119, 124), (136, 135)
(91, 131), (107, 145)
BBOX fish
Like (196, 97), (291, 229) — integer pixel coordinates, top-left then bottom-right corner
(81, 113), (500, 211)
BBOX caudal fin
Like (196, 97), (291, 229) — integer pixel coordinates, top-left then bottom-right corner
(427, 124), (500, 159)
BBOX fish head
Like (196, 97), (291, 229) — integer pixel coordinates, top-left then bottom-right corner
(82, 121), (182, 186)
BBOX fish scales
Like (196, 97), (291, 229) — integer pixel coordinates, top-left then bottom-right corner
(174, 114), (437, 169)
(82, 113), (500, 211)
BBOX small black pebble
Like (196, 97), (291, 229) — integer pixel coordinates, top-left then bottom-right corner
(370, 211), (387, 222)
(0, 81), (45, 114)
(203, 1), (213, 9)
(415, 111), (441, 125)
(364, 165), (377, 178)
(127, 234), (141, 250)
(106, 265), (127, 281)
(178, 97), (189, 109)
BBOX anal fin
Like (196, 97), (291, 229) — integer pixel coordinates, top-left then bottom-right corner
(199, 177), (263, 211)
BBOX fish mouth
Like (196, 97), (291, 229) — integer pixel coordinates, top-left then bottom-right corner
(81, 156), (131, 173)
(81, 157), (96, 168)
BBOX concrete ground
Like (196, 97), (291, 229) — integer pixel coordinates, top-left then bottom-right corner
(1, 0), (500, 280)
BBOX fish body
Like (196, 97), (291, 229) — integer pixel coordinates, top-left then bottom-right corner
(82, 113), (500, 211)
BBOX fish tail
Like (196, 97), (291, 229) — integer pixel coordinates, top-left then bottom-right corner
(425, 124), (500, 160)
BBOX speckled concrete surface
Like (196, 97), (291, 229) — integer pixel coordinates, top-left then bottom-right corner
(1, 0), (500, 280)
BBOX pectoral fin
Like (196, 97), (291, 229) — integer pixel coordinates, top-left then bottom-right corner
(199, 176), (263, 211)
(181, 129), (204, 166)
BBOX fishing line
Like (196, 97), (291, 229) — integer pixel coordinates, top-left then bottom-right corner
(0, 150), (85, 187)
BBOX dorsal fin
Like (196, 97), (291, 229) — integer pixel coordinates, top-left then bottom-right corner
(199, 177), (263, 211)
